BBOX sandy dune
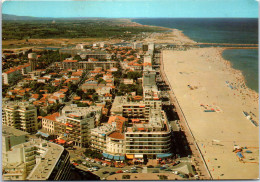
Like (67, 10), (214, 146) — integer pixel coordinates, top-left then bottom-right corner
(163, 48), (259, 179)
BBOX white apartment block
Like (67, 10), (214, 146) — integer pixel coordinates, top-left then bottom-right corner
(2, 139), (71, 181)
(2, 102), (38, 133)
(90, 123), (116, 151)
(2, 125), (29, 165)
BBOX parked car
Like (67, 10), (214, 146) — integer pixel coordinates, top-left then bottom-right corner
(131, 167), (137, 170)
(152, 170), (159, 173)
(123, 170), (129, 173)
(160, 167), (166, 170)
(147, 165), (154, 168)
(102, 163), (107, 166)
(91, 160), (95, 163)
(109, 172), (116, 175)
(172, 171), (179, 175)
(116, 170), (123, 173)
(131, 170), (138, 173)
(165, 168), (172, 171)
(73, 163), (78, 166)
(102, 171), (109, 174)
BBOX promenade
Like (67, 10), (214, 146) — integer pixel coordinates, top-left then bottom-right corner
(159, 49), (212, 180)
(160, 48), (259, 179)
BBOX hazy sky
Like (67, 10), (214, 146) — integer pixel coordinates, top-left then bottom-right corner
(2, 0), (259, 18)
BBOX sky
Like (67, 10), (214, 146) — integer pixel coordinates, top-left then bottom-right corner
(2, 0), (259, 18)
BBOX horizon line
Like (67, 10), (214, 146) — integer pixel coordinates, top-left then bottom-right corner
(3, 14), (258, 19)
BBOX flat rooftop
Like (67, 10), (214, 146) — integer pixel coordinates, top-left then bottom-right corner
(2, 125), (29, 137)
(24, 139), (64, 180)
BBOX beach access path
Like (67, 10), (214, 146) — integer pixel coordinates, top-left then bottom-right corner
(162, 47), (259, 180)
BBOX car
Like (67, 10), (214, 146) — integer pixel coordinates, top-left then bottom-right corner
(147, 165), (154, 168)
(97, 161), (102, 165)
(88, 168), (93, 172)
(92, 168), (98, 171)
(123, 170), (129, 173)
(91, 160), (95, 163)
(109, 172), (116, 175)
(152, 170), (159, 173)
(82, 161), (87, 165)
(172, 171), (179, 175)
(160, 167), (166, 170)
(93, 166), (100, 169)
(131, 170), (138, 173)
(86, 158), (90, 161)
(131, 167), (137, 170)
(116, 170), (123, 173)
(73, 163), (79, 166)
(102, 163), (107, 166)
(165, 168), (172, 171)
(102, 171), (109, 174)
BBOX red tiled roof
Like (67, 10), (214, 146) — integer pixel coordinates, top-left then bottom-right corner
(63, 60), (78, 63)
(108, 131), (124, 140)
(43, 112), (60, 121)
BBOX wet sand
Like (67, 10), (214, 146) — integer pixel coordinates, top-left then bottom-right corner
(162, 47), (259, 179)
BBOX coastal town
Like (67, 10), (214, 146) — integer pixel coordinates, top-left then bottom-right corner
(2, 15), (259, 182)
(2, 31), (214, 181)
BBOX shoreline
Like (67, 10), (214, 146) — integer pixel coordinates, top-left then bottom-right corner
(130, 19), (258, 94)
(162, 47), (259, 179)
(218, 48), (258, 96)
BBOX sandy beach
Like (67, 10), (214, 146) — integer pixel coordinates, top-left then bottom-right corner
(141, 28), (196, 45)
(162, 47), (259, 179)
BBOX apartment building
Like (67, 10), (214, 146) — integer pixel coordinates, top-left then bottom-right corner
(2, 102), (38, 133)
(111, 96), (162, 122)
(106, 131), (126, 158)
(2, 139), (71, 181)
(90, 123), (116, 152)
(42, 112), (60, 134)
(125, 111), (171, 160)
(2, 125), (29, 165)
(2, 63), (31, 85)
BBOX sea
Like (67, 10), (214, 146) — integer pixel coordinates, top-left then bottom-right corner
(133, 18), (258, 92)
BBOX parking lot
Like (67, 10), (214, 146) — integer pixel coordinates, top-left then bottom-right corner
(70, 154), (198, 180)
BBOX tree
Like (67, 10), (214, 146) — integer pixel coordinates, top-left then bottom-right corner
(127, 71), (142, 80)
(92, 94), (99, 101)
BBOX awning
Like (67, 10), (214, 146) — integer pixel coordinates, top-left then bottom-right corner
(135, 154), (143, 158)
(119, 156), (125, 161)
(57, 139), (66, 144)
(126, 154), (134, 159)
(36, 131), (49, 138)
(108, 154), (114, 159)
(132, 119), (140, 122)
(137, 128), (145, 131)
(102, 153), (109, 158)
(114, 156), (120, 161)
(156, 153), (172, 158)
